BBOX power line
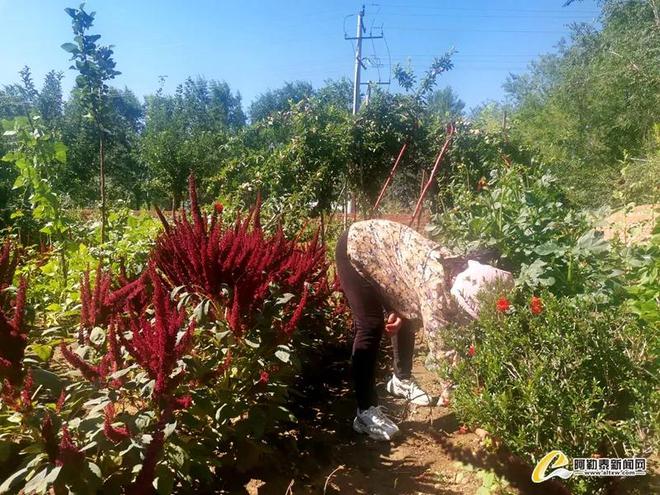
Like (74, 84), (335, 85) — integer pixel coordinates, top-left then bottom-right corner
(388, 26), (567, 34)
(374, 4), (599, 14)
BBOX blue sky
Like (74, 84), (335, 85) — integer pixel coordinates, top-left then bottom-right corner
(0, 0), (601, 110)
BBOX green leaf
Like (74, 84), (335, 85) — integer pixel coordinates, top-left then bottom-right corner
(275, 293), (295, 305)
(163, 421), (177, 439)
(44, 466), (62, 485)
(23, 467), (49, 495)
(87, 462), (101, 480)
(0, 467), (29, 494)
(31, 367), (63, 395)
(54, 142), (67, 163)
(155, 465), (174, 494)
(61, 42), (79, 53)
(89, 326), (106, 346)
(275, 349), (290, 363)
(12, 175), (25, 190)
(30, 344), (53, 362)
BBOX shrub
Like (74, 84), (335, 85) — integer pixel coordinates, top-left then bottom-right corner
(428, 165), (626, 303)
(439, 290), (658, 495)
(0, 176), (342, 494)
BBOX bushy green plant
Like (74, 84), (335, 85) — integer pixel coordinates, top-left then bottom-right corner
(438, 290), (658, 495)
(428, 165), (626, 303)
(0, 179), (345, 494)
(624, 218), (659, 326)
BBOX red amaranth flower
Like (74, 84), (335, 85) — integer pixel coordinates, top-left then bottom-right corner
(127, 417), (166, 495)
(79, 264), (146, 343)
(60, 343), (103, 383)
(0, 277), (29, 384)
(103, 403), (131, 443)
(282, 285), (309, 336)
(19, 369), (33, 410)
(1, 379), (17, 410)
(56, 426), (84, 467)
(118, 268), (194, 400)
(172, 395), (192, 409)
(496, 296), (510, 313)
(259, 371), (270, 384)
(214, 201), (224, 215)
(151, 175), (329, 339)
(41, 413), (59, 462)
(530, 296), (543, 315)
(468, 344), (476, 357)
(55, 390), (66, 413)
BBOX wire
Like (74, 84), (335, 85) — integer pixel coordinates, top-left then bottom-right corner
(374, 4), (599, 14)
(388, 26), (567, 34)
(383, 33), (393, 86)
(369, 6), (383, 84)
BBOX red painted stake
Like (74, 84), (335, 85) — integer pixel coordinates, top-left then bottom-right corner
(409, 123), (455, 228)
(372, 142), (409, 215)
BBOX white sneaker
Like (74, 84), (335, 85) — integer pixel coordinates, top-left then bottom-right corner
(386, 374), (434, 406)
(353, 406), (400, 441)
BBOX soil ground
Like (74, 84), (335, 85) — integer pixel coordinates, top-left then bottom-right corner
(223, 335), (572, 495)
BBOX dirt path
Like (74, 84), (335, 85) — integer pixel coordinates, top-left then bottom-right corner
(227, 337), (569, 495)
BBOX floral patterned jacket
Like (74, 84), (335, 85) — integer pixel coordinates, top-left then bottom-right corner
(346, 219), (456, 336)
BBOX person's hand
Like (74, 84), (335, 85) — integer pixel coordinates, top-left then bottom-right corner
(385, 312), (403, 335)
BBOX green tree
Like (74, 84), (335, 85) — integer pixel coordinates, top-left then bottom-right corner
(37, 70), (65, 131)
(141, 77), (242, 208)
(61, 86), (145, 207)
(505, 0), (660, 205)
(248, 81), (314, 123)
(62, 3), (121, 242)
(427, 86), (465, 121)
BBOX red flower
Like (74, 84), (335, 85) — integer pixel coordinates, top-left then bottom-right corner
(55, 390), (66, 413)
(103, 403), (131, 443)
(56, 426), (84, 467)
(259, 371), (269, 384)
(468, 344), (476, 357)
(60, 343), (103, 383)
(496, 296), (510, 313)
(151, 175), (329, 340)
(214, 201), (224, 215)
(41, 413), (60, 462)
(19, 369), (33, 410)
(530, 296), (543, 315)
(172, 395), (193, 409)
(0, 276), (28, 385)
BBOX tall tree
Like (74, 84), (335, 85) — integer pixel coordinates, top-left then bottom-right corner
(427, 86), (465, 121)
(248, 81), (314, 123)
(505, 0), (659, 205)
(62, 4), (121, 242)
(141, 77), (242, 208)
(37, 70), (65, 131)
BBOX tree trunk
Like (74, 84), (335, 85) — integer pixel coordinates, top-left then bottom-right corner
(99, 133), (107, 244)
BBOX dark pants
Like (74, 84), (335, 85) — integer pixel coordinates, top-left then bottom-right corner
(335, 230), (415, 411)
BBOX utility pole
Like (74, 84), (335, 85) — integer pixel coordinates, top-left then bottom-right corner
(351, 6), (365, 115)
(344, 5), (383, 217)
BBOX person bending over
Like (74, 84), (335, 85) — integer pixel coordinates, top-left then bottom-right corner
(335, 219), (513, 441)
